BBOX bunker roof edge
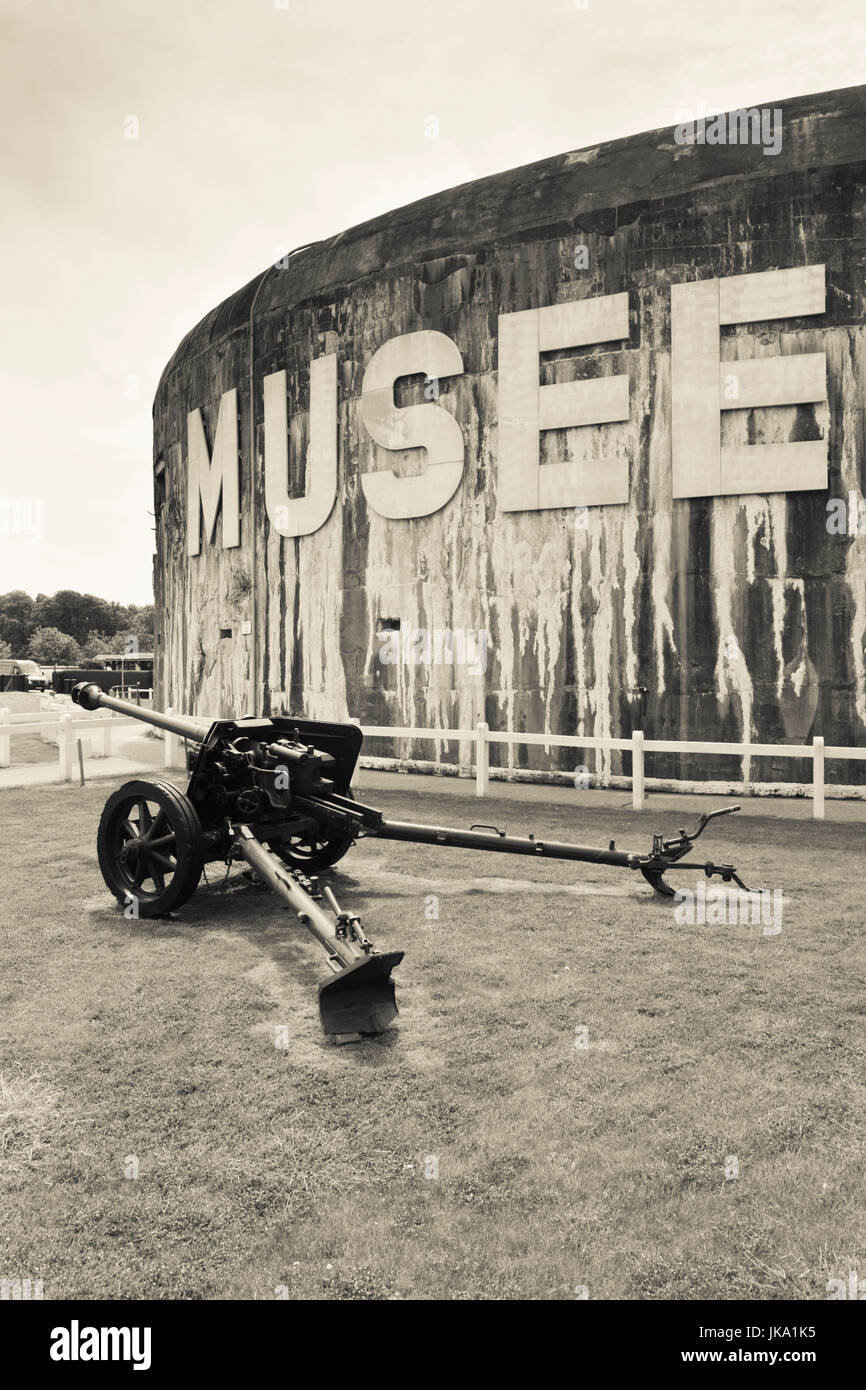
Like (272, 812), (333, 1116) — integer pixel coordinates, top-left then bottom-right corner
(154, 81), (866, 406)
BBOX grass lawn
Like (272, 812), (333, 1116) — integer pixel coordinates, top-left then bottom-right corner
(4, 733), (58, 767)
(1, 772), (864, 1300)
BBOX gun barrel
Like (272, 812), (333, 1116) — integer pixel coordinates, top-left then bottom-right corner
(373, 818), (641, 867)
(71, 682), (214, 744)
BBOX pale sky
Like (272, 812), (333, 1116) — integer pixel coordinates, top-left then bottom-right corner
(1, 0), (863, 604)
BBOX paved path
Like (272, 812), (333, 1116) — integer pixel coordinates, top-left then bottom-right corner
(0, 732), (163, 790)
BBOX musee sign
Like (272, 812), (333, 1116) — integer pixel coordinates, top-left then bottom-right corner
(186, 264), (828, 556)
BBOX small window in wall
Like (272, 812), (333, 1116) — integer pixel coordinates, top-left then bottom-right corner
(380, 617), (401, 631)
(220, 628), (232, 639)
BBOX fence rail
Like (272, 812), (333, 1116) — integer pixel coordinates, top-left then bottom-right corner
(356, 722), (866, 820)
(0, 707), (141, 781)
(3, 707), (863, 817)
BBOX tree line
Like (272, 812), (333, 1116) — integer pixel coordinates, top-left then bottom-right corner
(0, 590), (155, 665)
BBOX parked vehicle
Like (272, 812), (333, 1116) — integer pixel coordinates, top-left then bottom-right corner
(0, 658), (49, 692)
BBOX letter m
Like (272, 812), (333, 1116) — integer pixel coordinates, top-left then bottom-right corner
(187, 388), (240, 555)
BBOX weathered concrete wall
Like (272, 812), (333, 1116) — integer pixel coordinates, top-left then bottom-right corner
(153, 85), (866, 785)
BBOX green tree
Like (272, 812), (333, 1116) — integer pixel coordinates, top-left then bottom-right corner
(27, 627), (82, 665)
(0, 590), (36, 651)
(0, 591), (155, 654)
(0, 639), (12, 660)
(116, 604), (155, 650)
(33, 591), (122, 645)
(81, 630), (125, 658)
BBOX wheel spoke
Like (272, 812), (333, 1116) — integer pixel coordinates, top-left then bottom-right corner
(293, 832), (324, 857)
(120, 817), (138, 841)
(146, 833), (176, 852)
(138, 800), (153, 833)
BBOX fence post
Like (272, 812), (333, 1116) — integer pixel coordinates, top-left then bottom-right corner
(632, 729), (645, 810)
(58, 713), (74, 782)
(101, 719), (112, 758)
(476, 721), (489, 797)
(812, 736), (825, 820)
(0, 707), (10, 768)
(348, 717), (361, 788)
(164, 707), (178, 769)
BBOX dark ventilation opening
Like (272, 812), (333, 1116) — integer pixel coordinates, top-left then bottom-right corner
(220, 628), (232, 639)
(380, 617), (402, 631)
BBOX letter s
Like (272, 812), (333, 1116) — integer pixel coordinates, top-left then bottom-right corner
(360, 331), (464, 519)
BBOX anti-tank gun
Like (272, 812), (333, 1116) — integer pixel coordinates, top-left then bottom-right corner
(73, 682), (752, 1039)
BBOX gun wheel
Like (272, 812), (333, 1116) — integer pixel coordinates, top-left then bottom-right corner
(97, 778), (205, 917)
(275, 828), (355, 870)
(275, 790), (356, 869)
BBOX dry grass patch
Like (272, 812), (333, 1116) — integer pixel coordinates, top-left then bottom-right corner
(0, 1069), (63, 1179)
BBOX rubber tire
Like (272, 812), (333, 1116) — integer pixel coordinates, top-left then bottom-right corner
(96, 778), (205, 917)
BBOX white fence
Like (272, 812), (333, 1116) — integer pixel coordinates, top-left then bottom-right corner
(0, 707), (142, 781)
(356, 722), (866, 821)
(3, 705), (863, 818)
